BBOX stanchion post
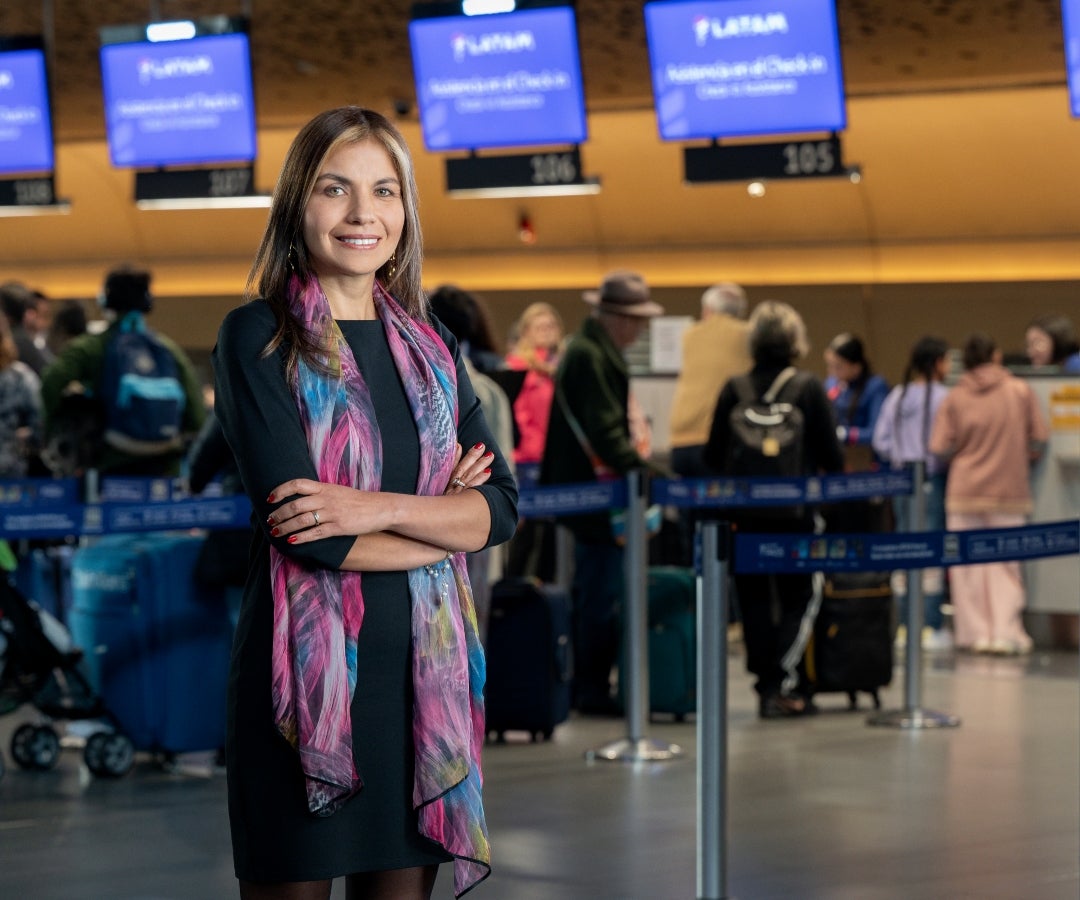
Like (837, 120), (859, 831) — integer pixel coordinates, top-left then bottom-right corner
(697, 520), (731, 900)
(868, 461), (960, 730)
(588, 470), (683, 763)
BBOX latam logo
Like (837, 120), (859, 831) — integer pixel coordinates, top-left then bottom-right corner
(451, 29), (536, 62)
(137, 54), (214, 84)
(0, 70), (13, 90)
(693, 13), (789, 46)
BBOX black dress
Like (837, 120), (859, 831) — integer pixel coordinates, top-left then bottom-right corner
(212, 302), (517, 882)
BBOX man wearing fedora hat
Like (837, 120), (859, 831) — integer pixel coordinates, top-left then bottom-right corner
(540, 270), (663, 715)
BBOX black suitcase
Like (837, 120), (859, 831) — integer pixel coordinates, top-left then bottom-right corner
(484, 577), (571, 742)
(805, 572), (893, 710)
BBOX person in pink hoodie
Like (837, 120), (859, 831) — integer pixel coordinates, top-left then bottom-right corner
(929, 332), (1049, 654)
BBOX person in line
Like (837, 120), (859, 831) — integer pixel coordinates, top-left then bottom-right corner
(1024, 313), (1080, 372)
(428, 283), (516, 640)
(39, 266), (206, 477)
(211, 107), (517, 900)
(0, 281), (52, 376)
(872, 336), (952, 651)
(704, 301), (844, 718)
(0, 312), (43, 479)
(540, 270), (664, 715)
(502, 302), (563, 580)
(929, 332), (1048, 655)
(823, 332), (891, 534)
(45, 299), (88, 357)
(504, 301), (563, 469)
(668, 282), (752, 478)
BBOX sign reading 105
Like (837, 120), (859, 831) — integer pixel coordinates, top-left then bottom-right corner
(781, 141), (838, 177)
(529, 153), (579, 185)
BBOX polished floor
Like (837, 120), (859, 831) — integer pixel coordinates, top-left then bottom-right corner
(1, 642), (1077, 900)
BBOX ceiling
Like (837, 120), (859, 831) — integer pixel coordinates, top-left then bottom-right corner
(3, 0), (1069, 141)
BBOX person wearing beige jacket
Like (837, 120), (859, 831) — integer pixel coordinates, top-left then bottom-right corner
(929, 332), (1049, 654)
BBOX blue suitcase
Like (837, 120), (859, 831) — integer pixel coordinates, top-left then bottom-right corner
(68, 533), (232, 755)
(484, 577), (571, 742)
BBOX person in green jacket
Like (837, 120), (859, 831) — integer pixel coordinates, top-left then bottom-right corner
(539, 270), (663, 714)
(39, 265), (206, 477)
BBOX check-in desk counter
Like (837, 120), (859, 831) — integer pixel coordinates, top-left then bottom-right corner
(1023, 374), (1080, 645)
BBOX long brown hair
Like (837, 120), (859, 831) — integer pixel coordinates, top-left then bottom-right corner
(246, 107), (426, 374)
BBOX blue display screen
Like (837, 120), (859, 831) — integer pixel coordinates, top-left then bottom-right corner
(409, 5), (588, 152)
(0, 41), (55, 175)
(644, 0), (847, 141)
(100, 31), (257, 168)
(1063, 0), (1080, 116)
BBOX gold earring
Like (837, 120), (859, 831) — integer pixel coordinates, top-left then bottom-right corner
(287, 243), (299, 272)
(388, 253), (397, 279)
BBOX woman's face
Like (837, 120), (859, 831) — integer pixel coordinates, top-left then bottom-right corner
(302, 138), (405, 286)
(1025, 326), (1054, 366)
(523, 312), (561, 350)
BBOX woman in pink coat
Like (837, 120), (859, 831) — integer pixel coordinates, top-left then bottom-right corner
(929, 333), (1049, 654)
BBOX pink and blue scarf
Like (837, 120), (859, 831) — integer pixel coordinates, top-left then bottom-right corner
(270, 275), (490, 896)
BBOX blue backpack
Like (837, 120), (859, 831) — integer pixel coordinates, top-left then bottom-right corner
(100, 316), (186, 456)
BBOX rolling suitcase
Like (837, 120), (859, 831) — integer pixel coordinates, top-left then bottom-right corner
(68, 532), (232, 755)
(484, 577), (571, 742)
(619, 566), (697, 721)
(805, 572), (893, 709)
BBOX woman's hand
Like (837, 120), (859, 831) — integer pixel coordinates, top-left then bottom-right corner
(443, 442), (494, 495)
(266, 442), (495, 545)
(266, 480), (391, 544)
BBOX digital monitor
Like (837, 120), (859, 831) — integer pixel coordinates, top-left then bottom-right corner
(409, 1), (588, 152)
(1063, 0), (1080, 116)
(0, 36), (55, 176)
(644, 0), (847, 141)
(99, 17), (257, 168)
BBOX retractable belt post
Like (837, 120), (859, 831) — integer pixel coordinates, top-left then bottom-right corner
(697, 519), (733, 900)
(868, 460), (960, 730)
(588, 469), (683, 763)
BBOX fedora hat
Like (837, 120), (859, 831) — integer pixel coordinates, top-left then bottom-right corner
(583, 270), (664, 318)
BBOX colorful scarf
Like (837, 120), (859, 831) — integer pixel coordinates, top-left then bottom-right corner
(269, 276), (490, 896)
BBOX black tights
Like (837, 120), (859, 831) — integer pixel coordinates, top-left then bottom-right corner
(239, 865), (439, 900)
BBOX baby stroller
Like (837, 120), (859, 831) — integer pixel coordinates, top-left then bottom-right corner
(0, 577), (134, 780)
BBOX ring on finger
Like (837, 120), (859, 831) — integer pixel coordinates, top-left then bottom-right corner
(312, 510), (320, 527)
(452, 478), (467, 489)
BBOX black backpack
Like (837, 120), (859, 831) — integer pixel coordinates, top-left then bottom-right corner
(726, 367), (806, 478)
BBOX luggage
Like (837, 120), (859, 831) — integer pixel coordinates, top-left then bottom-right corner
(618, 566), (697, 721)
(68, 532), (232, 755)
(484, 577), (571, 742)
(805, 572), (893, 709)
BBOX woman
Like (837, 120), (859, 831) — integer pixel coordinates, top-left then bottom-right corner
(823, 332), (889, 471)
(872, 336), (951, 650)
(1025, 313), (1080, 371)
(212, 107), (517, 900)
(929, 332), (1047, 654)
(504, 302), (563, 467)
(704, 301), (843, 718)
(0, 313), (42, 478)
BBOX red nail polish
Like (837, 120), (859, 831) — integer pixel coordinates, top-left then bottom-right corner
(484, 468), (491, 475)
(267, 493), (276, 503)
(472, 443), (484, 450)
(271, 527), (280, 537)
(287, 535), (297, 544)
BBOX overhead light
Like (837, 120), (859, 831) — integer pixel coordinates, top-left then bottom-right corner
(463, 0), (516, 14)
(747, 181), (766, 198)
(0, 201), (72, 217)
(135, 194), (272, 210)
(448, 180), (601, 199)
(146, 21), (197, 42)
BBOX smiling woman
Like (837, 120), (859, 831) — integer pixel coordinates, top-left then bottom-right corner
(209, 107), (517, 900)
